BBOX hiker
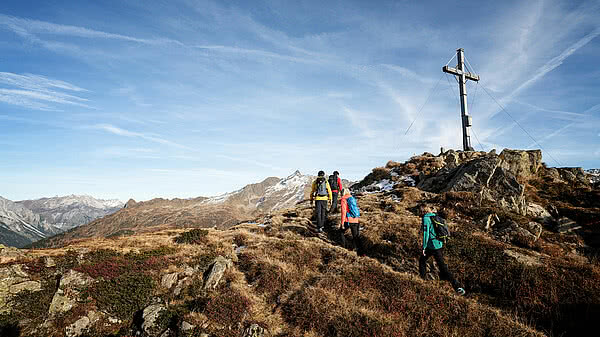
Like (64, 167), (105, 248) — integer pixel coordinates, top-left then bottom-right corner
(340, 188), (363, 255)
(419, 206), (465, 295)
(310, 170), (332, 232)
(328, 171), (343, 213)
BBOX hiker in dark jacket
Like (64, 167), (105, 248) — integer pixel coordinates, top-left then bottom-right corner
(419, 206), (465, 295)
(340, 188), (363, 255)
(329, 171), (343, 213)
(310, 170), (332, 233)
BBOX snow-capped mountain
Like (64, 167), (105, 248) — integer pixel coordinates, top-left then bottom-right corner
(256, 170), (314, 211)
(17, 195), (123, 231)
(0, 196), (58, 247)
(0, 195), (123, 247)
(202, 170), (314, 212)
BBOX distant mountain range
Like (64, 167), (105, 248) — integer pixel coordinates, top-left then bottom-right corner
(31, 171), (352, 248)
(586, 169), (600, 184)
(0, 195), (123, 247)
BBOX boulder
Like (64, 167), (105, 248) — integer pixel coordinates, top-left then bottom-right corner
(161, 273), (179, 289)
(66, 316), (90, 337)
(419, 155), (527, 214)
(524, 222), (543, 241)
(527, 203), (554, 225)
(498, 149), (542, 182)
(65, 310), (101, 337)
(557, 167), (588, 185)
(9, 280), (41, 294)
(203, 256), (232, 290)
(141, 303), (167, 336)
(0, 264), (38, 314)
(181, 321), (195, 333)
(243, 323), (267, 337)
(49, 270), (93, 317)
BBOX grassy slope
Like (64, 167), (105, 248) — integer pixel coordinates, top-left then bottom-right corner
(4, 158), (600, 336)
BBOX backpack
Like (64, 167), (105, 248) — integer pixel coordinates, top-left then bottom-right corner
(346, 196), (360, 218)
(328, 174), (339, 191)
(316, 178), (328, 196)
(430, 215), (450, 242)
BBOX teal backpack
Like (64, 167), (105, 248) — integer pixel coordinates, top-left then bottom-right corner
(346, 196), (360, 218)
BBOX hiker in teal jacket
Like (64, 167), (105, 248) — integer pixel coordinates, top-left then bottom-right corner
(419, 206), (465, 295)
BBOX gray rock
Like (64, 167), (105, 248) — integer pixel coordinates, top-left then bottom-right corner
(203, 256), (232, 290)
(49, 270), (93, 317)
(9, 280), (41, 294)
(141, 304), (167, 336)
(44, 256), (56, 268)
(66, 316), (90, 337)
(181, 321), (195, 332)
(419, 155), (527, 214)
(525, 222), (543, 241)
(527, 203), (554, 225)
(498, 149), (542, 182)
(0, 264), (38, 314)
(243, 323), (267, 337)
(161, 273), (179, 289)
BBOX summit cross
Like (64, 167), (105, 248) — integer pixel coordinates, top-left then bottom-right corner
(443, 48), (480, 151)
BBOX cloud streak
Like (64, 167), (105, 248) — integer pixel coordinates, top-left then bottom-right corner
(493, 27), (600, 116)
(0, 14), (184, 46)
(92, 124), (191, 150)
(0, 72), (91, 110)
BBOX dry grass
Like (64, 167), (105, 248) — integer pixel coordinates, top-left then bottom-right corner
(6, 176), (599, 337)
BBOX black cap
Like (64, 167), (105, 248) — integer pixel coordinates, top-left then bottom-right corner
(333, 171), (339, 175)
(318, 170), (325, 177)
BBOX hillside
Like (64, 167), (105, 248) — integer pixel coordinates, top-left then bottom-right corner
(31, 171), (351, 249)
(1, 149), (599, 337)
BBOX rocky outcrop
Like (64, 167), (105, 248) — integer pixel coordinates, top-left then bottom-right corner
(498, 149), (542, 182)
(418, 154), (527, 214)
(0, 264), (41, 313)
(204, 256), (232, 290)
(141, 303), (167, 337)
(65, 311), (101, 337)
(48, 270), (94, 317)
(527, 203), (554, 225)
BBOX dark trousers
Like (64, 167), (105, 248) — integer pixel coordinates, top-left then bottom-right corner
(315, 200), (328, 229)
(419, 248), (460, 290)
(330, 192), (339, 212)
(340, 223), (363, 255)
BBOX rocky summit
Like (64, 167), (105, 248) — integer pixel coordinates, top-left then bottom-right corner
(1, 149), (599, 337)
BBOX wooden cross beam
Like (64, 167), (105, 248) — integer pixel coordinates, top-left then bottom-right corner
(442, 48), (479, 151)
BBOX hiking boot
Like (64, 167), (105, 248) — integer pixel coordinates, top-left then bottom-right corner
(456, 288), (466, 296)
(317, 227), (323, 233)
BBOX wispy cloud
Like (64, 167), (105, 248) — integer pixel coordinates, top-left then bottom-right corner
(343, 107), (377, 138)
(92, 124), (191, 150)
(0, 14), (184, 46)
(492, 27), (600, 116)
(0, 72), (91, 110)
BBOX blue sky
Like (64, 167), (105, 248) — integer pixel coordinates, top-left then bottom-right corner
(0, 0), (599, 201)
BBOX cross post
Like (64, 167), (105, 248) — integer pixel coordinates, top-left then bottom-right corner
(443, 48), (480, 151)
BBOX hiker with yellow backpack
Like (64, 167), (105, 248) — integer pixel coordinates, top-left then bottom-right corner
(419, 206), (465, 296)
(310, 170), (332, 233)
